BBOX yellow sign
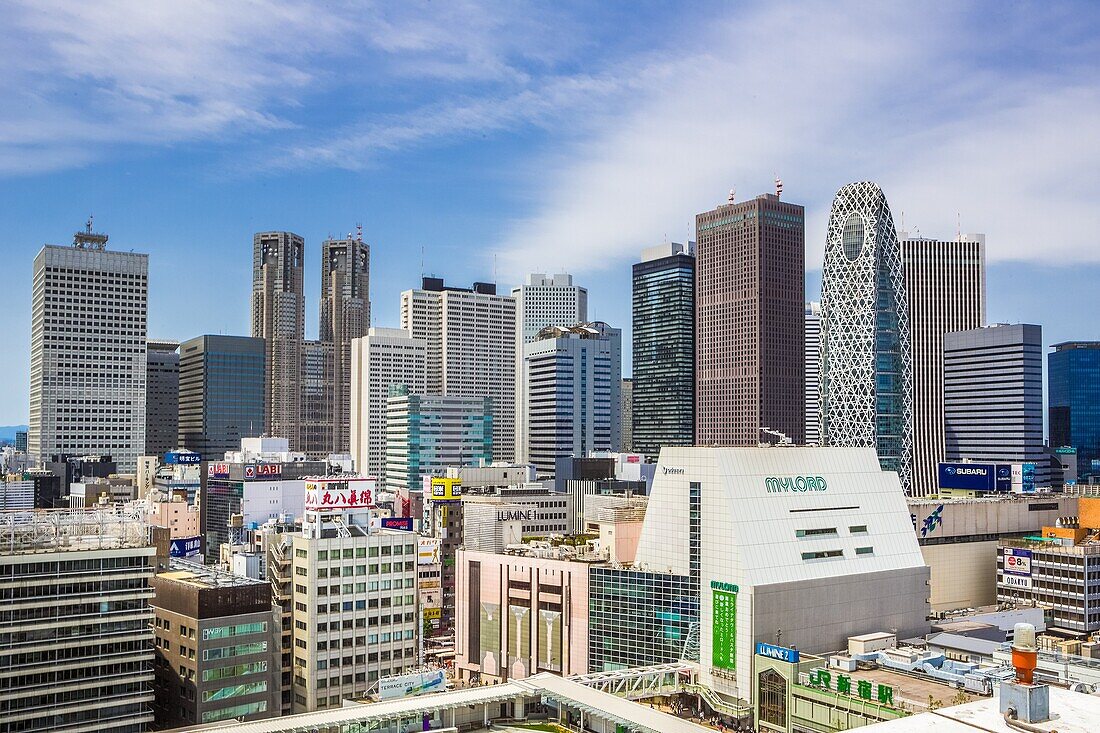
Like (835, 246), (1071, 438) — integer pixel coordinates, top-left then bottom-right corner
(430, 477), (462, 502)
(423, 608), (442, 620)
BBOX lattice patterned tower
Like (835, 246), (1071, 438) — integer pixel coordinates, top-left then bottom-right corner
(820, 182), (913, 491)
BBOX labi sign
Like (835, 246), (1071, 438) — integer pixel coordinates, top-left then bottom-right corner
(764, 476), (827, 493)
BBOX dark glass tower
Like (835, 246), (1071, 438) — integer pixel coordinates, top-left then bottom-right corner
(1049, 342), (1100, 481)
(178, 335), (266, 460)
(632, 242), (696, 460)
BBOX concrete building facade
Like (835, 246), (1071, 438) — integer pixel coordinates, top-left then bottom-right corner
(30, 223), (149, 471)
(900, 234), (986, 497)
(695, 193), (804, 447)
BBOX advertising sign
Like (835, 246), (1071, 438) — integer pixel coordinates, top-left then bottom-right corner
(938, 462), (997, 492)
(165, 451), (201, 465)
(755, 642), (800, 664)
(711, 581), (738, 671)
(169, 536), (202, 558)
(1003, 548), (1032, 576)
(304, 477), (375, 510)
(417, 537), (441, 565)
(429, 477), (462, 502)
(208, 462), (230, 478)
(377, 669), (447, 700)
(244, 464), (281, 479)
(380, 517), (414, 532)
(996, 465), (1012, 492)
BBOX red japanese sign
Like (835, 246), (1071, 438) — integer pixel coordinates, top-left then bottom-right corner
(304, 478), (376, 510)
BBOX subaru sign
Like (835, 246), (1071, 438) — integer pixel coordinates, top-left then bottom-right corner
(938, 462), (1001, 491)
(755, 642), (800, 664)
(995, 464), (1012, 492)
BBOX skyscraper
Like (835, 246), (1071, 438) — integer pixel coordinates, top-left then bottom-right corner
(30, 221), (148, 471)
(900, 233), (986, 497)
(512, 273), (587, 461)
(695, 192), (804, 446)
(349, 328), (427, 480)
(252, 231), (304, 447)
(1048, 341), (1100, 482)
(804, 301), (821, 445)
(178, 335), (266, 461)
(820, 182), (913, 490)
(632, 242), (695, 460)
(145, 339), (180, 457)
(944, 324), (1048, 486)
(401, 278), (517, 462)
(523, 322), (621, 477)
(621, 377), (633, 452)
(320, 232), (370, 453)
(384, 388), (492, 491)
(298, 339), (332, 459)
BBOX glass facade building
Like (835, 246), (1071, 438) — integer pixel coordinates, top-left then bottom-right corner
(631, 243), (695, 460)
(820, 182), (913, 491)
(1049, 342), (1100, 482)
(178, 335), (266, 461)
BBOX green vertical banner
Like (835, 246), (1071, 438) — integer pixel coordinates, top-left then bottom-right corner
(712, 583), (738, 670)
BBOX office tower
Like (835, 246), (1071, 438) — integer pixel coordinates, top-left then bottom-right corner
(29, 222), (148, 472)
(320, 233), (371, 453)
(632, 242), (695, 459)
(178, 335), (266, 461)
(695, 192), (804, 447)
(150, 561), (279, 727)
(0, 508), (155, 732)
(350, 328), (427, 480)
(252, 231), (304, 447)
(384, 388), (492, 491)
(1049, 342), (1100, 482)
(15, 430), (27, 452)
(804, 302), (821, 444)
(620, 378), (633, 451)
(401, 278), (517, 462)
(0, 478), (33, 509)
(900, 233), (987, 497)
(944, 324), (1049, 486)
(145, 339), (180, 457)
(820, 182), (913, 490)
(299, 339), (333, 458)
(523, 323), (621, 477)
(513, 274), (587, 461)
(290, 507), (419, 712)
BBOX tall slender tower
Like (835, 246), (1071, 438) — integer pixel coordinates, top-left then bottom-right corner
(900, 233), (986, 497)
(30, 221), (149, 471)
(695, 191), (805, 446)
(820, 182), (913, 490)
(804, 302), (821, 445)
(252, 231), (304, 447)
(320, 230), (370, 453)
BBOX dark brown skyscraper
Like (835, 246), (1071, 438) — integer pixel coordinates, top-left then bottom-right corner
(695, 190), (805, 446)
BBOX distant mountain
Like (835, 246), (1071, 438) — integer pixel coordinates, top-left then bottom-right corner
(0, 425), (29, 441)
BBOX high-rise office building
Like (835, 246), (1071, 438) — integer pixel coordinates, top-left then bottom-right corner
(820, 182), (913, 490)
(15, 430), (28, 452)
(349, 328), (427, 481)
(523, 323), (621, 477)
(299, 339), (333, 459)
(401, 278), (517, 462)
(944, 324), (1048, 486)
(30, 222), (148, 471)
(512, 274), (587, 461)
(384, 388), (492, 491)
(632, 242), (695, 460)
(620, 378), (633, 451)
(1049, 342), (1100, 482)
(320, 233), (370, 454)
(695, 192), (804, 446)
(804, 302), (821, 444)
(145, 339), (180, 457)
(0, 508), (156, 732)
(178, 335), (266, 461)
(900, 233), (986, 497)
(252, 231), (304, 448)
(150, 561), (279, 728)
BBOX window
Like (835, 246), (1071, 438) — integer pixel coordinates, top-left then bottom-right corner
(796, 528), (837, 537)
(801, 550), (843, 560)
(856, 546), (874, 555)
(850, 525), (868, 533)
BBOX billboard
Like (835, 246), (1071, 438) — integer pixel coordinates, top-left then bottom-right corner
(169, 536), (202, 558)
(165, 451), (201, 465)
(938, 462), (998, 491)
(755, 642), (800, 664)
(244, 464), (281, 479)
(377, 669), (447, 700)
(417, 537), (441, 565)
(304, 477), (375, 510)
(380, 517), (414, 532)
(1011, 463), (1037, 494)
(1002, 547), (1033, 591)
(711, 581), (738, 671)
(208, 462), (230, 478)
(995, 464), (1012, 492)
(429, 477), (462, 502)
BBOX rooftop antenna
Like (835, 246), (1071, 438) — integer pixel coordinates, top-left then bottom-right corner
(956, 212), (961, 241)
(85, 215), (94, 233)
(356, 223), (363, 243)
(493, 253), (498, 284)
(775, 174), (783, 199)
(420, 245), (425, 277)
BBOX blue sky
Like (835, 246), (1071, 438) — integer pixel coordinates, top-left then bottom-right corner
(1, 1), (1100, 424)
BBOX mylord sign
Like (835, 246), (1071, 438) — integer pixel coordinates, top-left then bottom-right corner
(755, 642), (799, 664)
(764, 476), (827, 493)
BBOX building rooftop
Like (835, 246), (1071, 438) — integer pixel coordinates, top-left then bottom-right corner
(159, 558), (266, 589)
(0, 508), (149, 554)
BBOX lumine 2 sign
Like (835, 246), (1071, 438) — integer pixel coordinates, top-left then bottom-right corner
(764, 476), (827, 493)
